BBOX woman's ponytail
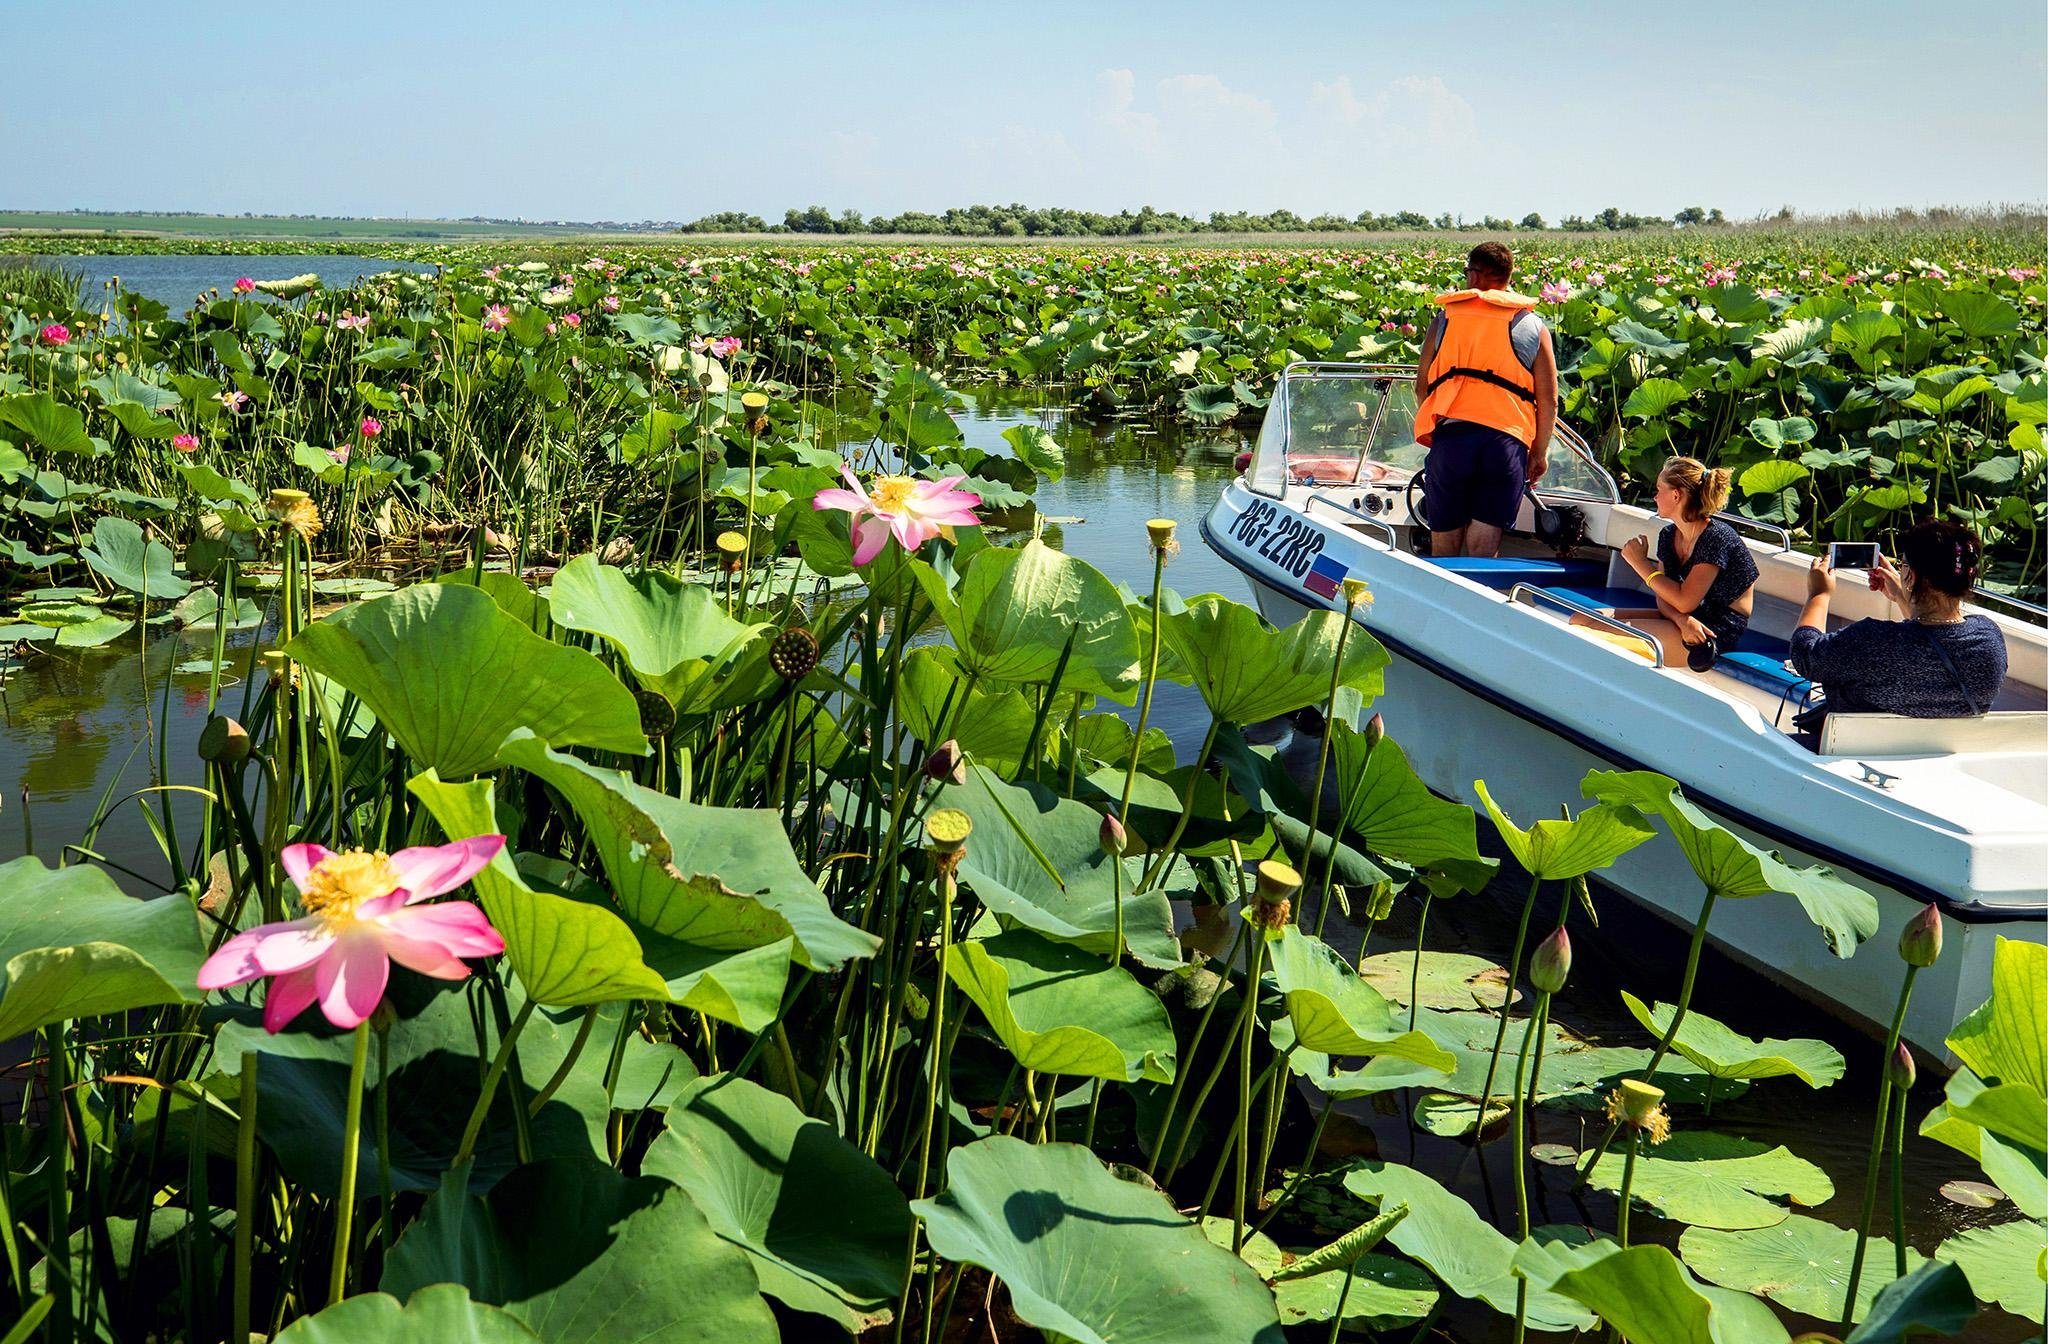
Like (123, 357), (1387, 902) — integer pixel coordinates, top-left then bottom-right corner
(1656, 457), (1729, 521)
(1703, 467), (1732, 517)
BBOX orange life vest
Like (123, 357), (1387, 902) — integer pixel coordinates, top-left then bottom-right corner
(1412, 289), (1542, 448)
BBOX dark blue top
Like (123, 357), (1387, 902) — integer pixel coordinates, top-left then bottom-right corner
(1791, 614), (2007, 717)
(1657, 520), (1759, 644)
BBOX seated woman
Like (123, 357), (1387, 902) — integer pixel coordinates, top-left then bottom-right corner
(1791, 519), (2007, 718)
(1599, 457), (1759, 668)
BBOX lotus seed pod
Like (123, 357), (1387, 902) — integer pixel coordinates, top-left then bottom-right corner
(924, 739), (967, 787)
(1099, 812), (1128, 857)
(636, 690), (676, 738)
(1340, 576), (1372, 609)
(768, 626), (820, 681)
(197, 715), (250, 764)
(1898, 902), (1942, 968)
(1145, 518), (1177, 548)
(924, 807), (973, 856)
(1529, 927), (1572, 995)
(1365, 712), (1385, 751)
(1887, 1041), (1917, 1091)
(1614, 1079), (1665, 1128)
(1251, 859), (1302, 932)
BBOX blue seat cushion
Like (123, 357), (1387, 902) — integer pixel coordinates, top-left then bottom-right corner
(1426, 555), (1608, 589)
(1536, 585), (1654, 613)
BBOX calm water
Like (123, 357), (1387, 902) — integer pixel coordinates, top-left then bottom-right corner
(57, 253), (432, 314)
(0, 265), (2029, 1340)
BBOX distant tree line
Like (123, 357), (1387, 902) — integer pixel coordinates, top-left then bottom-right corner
(687, 203), (1730, 236)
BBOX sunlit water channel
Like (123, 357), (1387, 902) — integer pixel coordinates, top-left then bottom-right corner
(0, 259), (2028, 1342)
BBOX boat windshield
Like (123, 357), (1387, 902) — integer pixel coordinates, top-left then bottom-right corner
(1246, 364), (1617, 503)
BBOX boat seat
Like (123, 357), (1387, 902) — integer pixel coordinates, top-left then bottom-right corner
(1535, 584), (1655, 613)
(1536, 584), (1819, 714)
(1426, 555), (1608, 590)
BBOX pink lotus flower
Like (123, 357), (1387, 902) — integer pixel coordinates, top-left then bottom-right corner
(483, 265), (502, 279)
(482, 304), (510, 332)
(1540, 281), (1572, 304)
(813, 466), (982, 566)
(197, 838), (507, 1032)
(335, 311), (370, 331)
(39, 323), (70, 346)
(233, 276), (255, 294)
(562, 311), (581, 328)
(329, 443), (352, 464)
(602, 295), (621, 312)
(359, 417), (382, 438)
(172, 433), (200, 453)
(219, 389), (251, 411)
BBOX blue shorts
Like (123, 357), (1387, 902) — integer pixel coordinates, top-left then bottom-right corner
(1423, 419), (1527, 531)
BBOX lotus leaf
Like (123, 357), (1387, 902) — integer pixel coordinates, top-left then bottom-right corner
(1582, 769), (1879, 954)
(642, 1075), (911, 1330)
(1475, 781), (1655, 881)
(947, 931), (1176, 1083)
(1331, 726), (1490, 870)
(1200, 1215), (1436, 1331)
(1159, 594), (1387, 724)
(273, 1285), (541, 1343)
(1947, 936), (2045, 1095)
(912, 1137), (1287, 1343)
(1511, 1238), (1790, 1344)
(546, 555), (775, 710)
(1620, 992), (1845, 1087)
(285, 584), (646, 778)
(1358, 951), (1516, 1011)
(0, 392), (95, 455)
(382, 1156), (778, 1343)
(81, 516), (189, 599)
(896, 646), (1037, 772)
(923, 539), (1141, 700)
(1842, 1260), (1977, 1343)
(1263, 929), (1454, 1071)
(1338, 1161), (1594, 1330)
(1679, 1215), (1923, 1323)
(0, 856), (207, 1040)
(1577, 1130), (1833, 1230)
(1933, 1219), (2047, 1322)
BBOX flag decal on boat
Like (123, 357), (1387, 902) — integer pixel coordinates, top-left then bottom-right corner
(1303, 553), (1348, 599)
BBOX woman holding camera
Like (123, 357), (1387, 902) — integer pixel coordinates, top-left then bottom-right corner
(1792, 519), (2007, 718)
(1608, 456), (1760, 670)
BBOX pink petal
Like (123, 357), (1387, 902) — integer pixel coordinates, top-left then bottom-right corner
(280, 843), (335, 891)
(250, 922), (338, 976)
(850, 516), (892, 566)
(376, 932), (473, 980)
(314, 935), (390, 1030)
(812, 488), (867, 514)
(387, 836), (502, 903)
(891, 514), (938, 551)
(915, 475), (968, 497)
(380, 902), (507, 958)
(263, 967), (321, 1033)
(197, 927), (275, 989)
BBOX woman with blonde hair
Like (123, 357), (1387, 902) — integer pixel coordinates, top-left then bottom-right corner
(1606, 457), (1760, 670)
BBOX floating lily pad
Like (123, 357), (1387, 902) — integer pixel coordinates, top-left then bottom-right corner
(1938, 1180), (2006, 1209)
(1360, 951), (1516, 1011)
(1578, 1130), (1833, 1230)
(1679, 1214), (1922, 1323)
(1935, 1219), (2048, 1322)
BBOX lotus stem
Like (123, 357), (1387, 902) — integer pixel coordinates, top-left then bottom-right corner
(1233, 933), (1269, 1252)
(526, 1006), (600, 1116)
(1117, 542), (1169, 820)
(451, 998), (536, 1171)
(1325, 1260), (1360, 1344)
(1147, 921), (1248, 1177)
(1134, 718), (1221, 894)
(1616, 1129), (1640, 1248)
(1888, 1083), (1909, 1278)
(1509, 992), (1548, 1344)
(1842, 963), (1920, 1328)
(45, 1024), (71, 1344)
(234, 1052), (258, 1344)
(1408, 891), (1432, 1033)
(1478, 871), (1544, 1123)
(328, 1021), (371, 1305)
(1299, 603), (1358, 931)
(1251, 1091), (1337, 1242)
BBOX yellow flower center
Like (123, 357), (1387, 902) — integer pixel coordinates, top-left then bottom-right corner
(298, 850), (400, 925)
(870, 475), (916, 514)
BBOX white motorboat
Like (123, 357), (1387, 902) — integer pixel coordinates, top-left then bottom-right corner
(1203, 362), (2048, 1057)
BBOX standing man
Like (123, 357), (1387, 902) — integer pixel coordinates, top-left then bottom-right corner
(1410, 242), (1558, 558)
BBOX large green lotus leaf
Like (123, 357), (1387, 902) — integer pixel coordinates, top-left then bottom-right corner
(937, 764), (1176, 968)
(1582, 770), (1878, 955)
(1621, 992), (1845, 1087)
(1843, 1260), (1977, 1344)
(1359, 951), (1517, 1011)
(1933, 1220), (2046, 1323)
(0, 856), (206, 1040)
(381, 1155), (778, 1343)
(497, 733), (875, 972)
(1158, 594), (1386, 723)
(1475, 781), (1654, 881)
(0, 391), (95, 455)
(1511, 1238), (1790, 1344)
(1286, 1046), (1453, 1101)
(912, 1137), (1287, 1343)
(1947, 936), (2045, 1095)
(546, 555), (774, 709)
(1338, 1162), (1594, 1330)
(273, 1284), (541, 1343)
(927, 539), (1141, 700)
(947, 931), (1176, 1083)
(896, 646), (1037, 773)
(642, 1075), (910, 1330)
(286, 584), (646, 778)
(1680, 1215), (1923, 1323)
(409, 772), (669, 1009)
(80, 516), (190, 599)
(440, 569), (551, 630)
(1330, 727), (1488, 869)
(1942, 289), (2024, 340)
(1577, 1130), (1832, 1230)
(212, 987), (691, 1196)
(1263, 929), (1453, 1071)
(1200, 1218), (1436, 1331)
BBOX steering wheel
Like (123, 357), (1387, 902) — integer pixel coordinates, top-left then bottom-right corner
(1404, 469), (1432, 531)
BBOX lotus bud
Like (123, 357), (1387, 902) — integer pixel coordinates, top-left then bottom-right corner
(1529, 927), (1572, 995)
(197, 715), (250, 764)
(1099, 812), (1128, 857)
(1887, 1041), (1917, 1091)
(924, 808), (973, 872)
(924, 739), (967, 787)
(768, 626), (820, 681)
(1340, 576), (1372, 609)
(1365, 712), (1385, 751)
(1250, 859), (1301, 933)
(1898, 903), (1942, 968)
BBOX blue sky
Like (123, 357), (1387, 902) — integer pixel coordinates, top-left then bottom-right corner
(4, 1), (2043, 222)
